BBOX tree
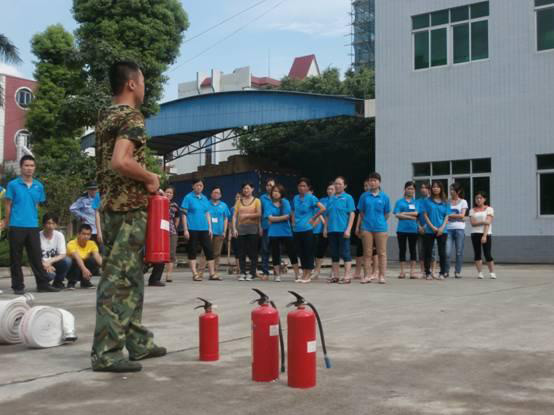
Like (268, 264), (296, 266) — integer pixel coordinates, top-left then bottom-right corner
(72, 0), (189, 123)
(237, 67), (375, 196)
(0, 34), (22, 107)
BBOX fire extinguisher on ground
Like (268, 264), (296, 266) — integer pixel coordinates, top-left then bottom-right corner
(250, 288), (285, 382)
(286, 290), (331, 389)
(195, 297), (219, 362)
(145, 194), (171, 263)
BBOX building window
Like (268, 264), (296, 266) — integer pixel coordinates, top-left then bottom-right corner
(15, 88), (33, 109)
(413, 158), (491, 206)
(536, 0), (554, 51)
(14, 130), (31, 149)
(412, 1), (489, 70)
(537, 154), (554, 215)
(204, 137), (213, 166)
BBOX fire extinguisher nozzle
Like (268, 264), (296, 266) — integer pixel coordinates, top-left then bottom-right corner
(324, 356), (332, 369)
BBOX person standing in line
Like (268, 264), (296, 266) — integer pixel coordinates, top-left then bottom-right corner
(259, 178), (275, 279)
(4, 155), (59, 294)
(70, 182), (99, 242)
(417, 183), (436, 277)
(232, 182), (262, 281)
(228, 192), (241, 274)
(353, 179), (371, 281)
(265, 184), (300, 282)
(313, 182), (335, 280)
(393, 181), (419, 279)
(40, 214), (72, 289)
(422, 181), (451, 280)
(357, 172), (391, 284)
(92, 61), (166, 372)
(324, 176), (355, 283)
(291, 177), (326, 283)
(181, 179), (216, 281)
(446, 183), (468, 278)
(469, 192), (496, 279)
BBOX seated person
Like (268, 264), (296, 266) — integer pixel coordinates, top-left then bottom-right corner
(40, 214), (72, 289)
(67, 224), (102, 289)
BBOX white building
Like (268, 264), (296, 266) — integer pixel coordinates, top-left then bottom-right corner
(375, 0), (554, 263)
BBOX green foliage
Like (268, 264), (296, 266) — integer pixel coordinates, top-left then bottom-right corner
(0, 33), (22, 108)
(237, 67), (375, 196)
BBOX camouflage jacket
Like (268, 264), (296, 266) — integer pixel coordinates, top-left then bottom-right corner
(96, 105), (148, 212)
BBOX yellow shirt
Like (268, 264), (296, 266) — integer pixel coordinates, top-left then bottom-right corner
(234, 198), (261, 225)
(67, 239), (98, 260)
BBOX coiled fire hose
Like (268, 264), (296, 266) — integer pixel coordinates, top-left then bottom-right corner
(0, 294), (34, 344)
(19, 306), (77, 348)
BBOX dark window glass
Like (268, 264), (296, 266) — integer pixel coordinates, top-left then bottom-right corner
(413, 162), (431, 177)
(452, 159), (471, 174)
(537, 154), (554, 170)
(472, 176), (490, 205)
(471, 1), (489, 19)
(431, 9), (449, 26)
(413, 14), (430, 30)
(414, 31), (430, 69)
(451, 5), (469, 22)
(16, 89), (32, 109)
(536, 0), (554, 7)
(471, 20), (489, 60)
(414, 180), (431, 199)
(454, 177), (471, 213)
(472, 158), (491, 173)
(540, 173), (554, 215)
(453, 24), (470, 63)
(431, 28), (448, 66)
(432, 161), (450, 175)
(537, 8), (554, 51)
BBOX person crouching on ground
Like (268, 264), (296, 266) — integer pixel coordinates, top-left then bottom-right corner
(40, 213), (72, 289)
(66, 224), (102, 289)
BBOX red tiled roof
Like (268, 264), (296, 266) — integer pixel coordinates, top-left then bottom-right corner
(251, 76), (281, 88)
(288, 54), (318, 80)
(200, 77), (212, 87)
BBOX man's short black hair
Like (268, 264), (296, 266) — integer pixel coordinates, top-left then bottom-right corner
(19, 155), (36, 167)
(78, 223), (93, 233)
(42, 213), (58, 225)
(109, 61), (141, 96)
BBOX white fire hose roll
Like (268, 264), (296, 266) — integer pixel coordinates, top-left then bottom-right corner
(0, 294), (34, 344)
(19, 306), (78, 349)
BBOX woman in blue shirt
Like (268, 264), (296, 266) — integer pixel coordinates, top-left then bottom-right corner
(291, 177), (326, 283)
(324, 176), (355, 283)
(313, 182), (335, 280)
(265, 184), (299, 282)
(393, 181), (419, 279)
(422, 181), (451, 280)
(356, 172), (391, 284)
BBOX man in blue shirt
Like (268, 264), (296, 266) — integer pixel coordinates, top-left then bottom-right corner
(70, 181), (99, 241)
(4, 155), (59, 293)
(259, 178), (275, 278)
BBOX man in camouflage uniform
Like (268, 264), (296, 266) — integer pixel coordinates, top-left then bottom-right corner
(91, 61), (166, 373)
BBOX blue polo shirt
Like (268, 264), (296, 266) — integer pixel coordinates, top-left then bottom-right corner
(393, 198), (419, 234)
(92, 193), (101, 210)
(5, 178), (46, 228)
(326, 192), (355, 233)
(313, 196), (330, 234)
(181, 192), (210, 231)
(417, 198), (429, 228)
(260, 193), (272, 230)
(265, 199), (293, 237)
(209, 200), (231, 236)
(423, 198), (452, 234)
(292, 193), (319, 232)
(357, 191), (391, 233)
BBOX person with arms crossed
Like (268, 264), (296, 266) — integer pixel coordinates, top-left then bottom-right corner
(40, 214), (71, 289)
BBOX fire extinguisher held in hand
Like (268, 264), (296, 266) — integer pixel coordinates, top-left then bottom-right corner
(195, 298), (219, 362)
(145, 194), (170, 263)
(286, 291), (331, 389)
(250, 288), (285, 382)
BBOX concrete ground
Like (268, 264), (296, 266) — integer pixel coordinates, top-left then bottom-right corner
(1, 263), (554, 415)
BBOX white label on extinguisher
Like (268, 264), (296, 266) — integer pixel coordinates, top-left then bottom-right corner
(307, 341), (317, 353)
(160, 219), (170, 231)
(269, 324), (279, 337)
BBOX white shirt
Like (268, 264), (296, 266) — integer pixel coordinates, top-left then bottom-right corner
(40, 230), (67, 260)
(447, 199), (468, 230)
(469, 207), (494, 235)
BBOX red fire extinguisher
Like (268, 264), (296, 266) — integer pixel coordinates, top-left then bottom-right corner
(250, 288), (285, 382)
(145, 194), (170, 263)
(195, 297), (219, 361)
(286, 291), (331, 389)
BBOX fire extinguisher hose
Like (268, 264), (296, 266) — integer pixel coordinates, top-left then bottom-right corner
(307, 302), (332, 369)
(269, 300), (286, 373)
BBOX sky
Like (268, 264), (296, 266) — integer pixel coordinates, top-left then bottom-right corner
(0, 0), (353, 102)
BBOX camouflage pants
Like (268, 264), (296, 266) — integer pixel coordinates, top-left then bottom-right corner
(91, 209), (156, 369)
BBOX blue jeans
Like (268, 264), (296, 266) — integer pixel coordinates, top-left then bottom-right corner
(328, 232), (352, 263)
(260, 228), (270, 274)
(46, 257), (72, 282)
(446, 229), (465, 275)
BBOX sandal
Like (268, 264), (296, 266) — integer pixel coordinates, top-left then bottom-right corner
(398, 273), (406, 279)
(192, 273), (203, 282)
(339, 278), (351, 284)
(360, 277), (371, 284)
(327, 277), (340, 284)
(378, 277), (386, 284)
(409, 274), (419, 280)
(300, 278), (312, 284)
(208, 274), (222, 281)
(166, 278), (173, 283)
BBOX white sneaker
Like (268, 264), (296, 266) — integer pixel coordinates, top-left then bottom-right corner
(245, 275), (253, 281)
(490, 273), (497, 279)
(477, 272), (484, 279)
(274, 276), (281, 282)
(238, 275), (247, 281)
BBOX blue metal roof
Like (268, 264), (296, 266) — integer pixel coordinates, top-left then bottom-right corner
(146, 90), (367, 154)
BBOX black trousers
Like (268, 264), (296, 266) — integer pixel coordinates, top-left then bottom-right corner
(397, 232), (418, 262)
(270, 236), (298, 267)
(238, 234), (258, 276)
(9, 227), (50, 291)
(294, 230), (315, 270)
(471, 233), (493, 262)
(314, 233), (328, 259)
(68, 256), (100, 284)
(148, 263), (165, 283)
(187, 230), (214, 260)
(423, 233), (447, 275)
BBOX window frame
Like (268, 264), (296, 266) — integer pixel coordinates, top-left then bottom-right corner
(451, 14), (489, 65)
(412, 21), (450, 71)
(535, 1), (554, 53)
(537, 153), (554, 217)
(14, 87), (33, 110)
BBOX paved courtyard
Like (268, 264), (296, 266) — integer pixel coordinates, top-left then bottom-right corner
(1, 264), (554, 415)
